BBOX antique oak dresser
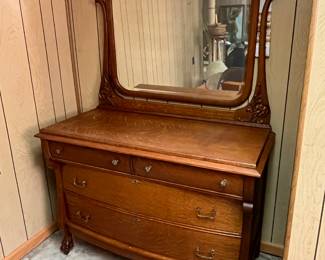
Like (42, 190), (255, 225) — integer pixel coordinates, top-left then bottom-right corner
(37, 0), (274, 259)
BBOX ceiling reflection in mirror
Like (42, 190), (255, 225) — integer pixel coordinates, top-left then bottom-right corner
(112, 0), (251, 96)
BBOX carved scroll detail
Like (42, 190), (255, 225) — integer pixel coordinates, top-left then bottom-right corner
(99, 76), (115, 106)
(243, 83), (270, 124)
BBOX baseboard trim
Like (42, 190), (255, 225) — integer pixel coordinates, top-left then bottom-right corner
(4, 223), (57, 260)
(261, 241), (284, 257)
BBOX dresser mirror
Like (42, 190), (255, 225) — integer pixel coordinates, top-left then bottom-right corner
(97, 0), (271, 123)
(113, 0), (251, 97)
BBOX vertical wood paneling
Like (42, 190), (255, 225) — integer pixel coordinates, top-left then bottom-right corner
(112, 0), (202, 89)
(51, 0), (78, 117)
(136, 1), (148, 84)
(1, 0), (53, 239)
(125, 0), (143, 87)
(65, 0), (83, 112)
(140, 0), (154, 84)
(39, 0), (67, 121)
(271, 0), (313, 244)
(96, 3), (104, 75)
(1, 0), (77, 257)
(174, 0), (185, 86)
(0, 237), (4, 259)
(20, 0), (56, 222)
(19, 0), (56, 129)
(112, 0), (129, 87)
(157, 0), (169, 85)
(183, 0), (192, 86)
(71, 0), (101, 111)
(262, 0), (297, 243)
(166, 0), (176, 85)
(117, 0), (134, 88)
(191, 0), (203, 87)
(151, 0), (162, 84)
(315, 194), (325, 260)
(0, 92), (27, 255)
(285, 0), (325, 257)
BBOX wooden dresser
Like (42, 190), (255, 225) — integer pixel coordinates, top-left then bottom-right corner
(37, 0), (275, 258)
(37, 108), (274, 260)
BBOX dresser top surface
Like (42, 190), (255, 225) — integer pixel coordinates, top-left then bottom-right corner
(38, 109), (273, 174)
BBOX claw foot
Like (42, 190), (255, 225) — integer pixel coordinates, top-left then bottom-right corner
(60, 232), (74, 255)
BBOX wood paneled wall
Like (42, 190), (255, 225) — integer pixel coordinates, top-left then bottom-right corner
(0, 0), (77, 257)
(262, 0), (312, 247)
(285, 0), (325, 258)
(113, 0), (203, 89)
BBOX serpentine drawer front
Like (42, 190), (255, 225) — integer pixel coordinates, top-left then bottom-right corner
(63, 165), (243, 234)
(66, 192), (241, 260)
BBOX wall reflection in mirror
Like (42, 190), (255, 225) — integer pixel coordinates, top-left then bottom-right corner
(113, 0), (251, 95)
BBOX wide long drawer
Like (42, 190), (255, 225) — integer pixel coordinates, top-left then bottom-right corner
(63, 165), (243, 234)
(66, 192), (241, 260)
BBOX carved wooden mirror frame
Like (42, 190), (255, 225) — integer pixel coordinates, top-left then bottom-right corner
(96, 0), (272, 126)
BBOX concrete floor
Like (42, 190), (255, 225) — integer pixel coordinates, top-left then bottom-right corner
(23, 231), (281, 260)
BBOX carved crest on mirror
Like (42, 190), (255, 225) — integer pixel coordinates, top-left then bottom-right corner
(95, 0), (272, 126)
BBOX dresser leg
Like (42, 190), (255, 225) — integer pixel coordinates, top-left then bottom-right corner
(60, 229), (74, 255)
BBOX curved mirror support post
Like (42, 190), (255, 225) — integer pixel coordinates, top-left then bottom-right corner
(96, 0), (272, 126)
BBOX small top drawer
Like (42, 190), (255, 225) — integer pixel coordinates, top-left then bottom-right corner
(133, 157), (243, 198)
(49, 142), (131, 173)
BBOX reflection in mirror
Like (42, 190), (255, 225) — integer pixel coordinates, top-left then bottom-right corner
(112, 0), (251, 96)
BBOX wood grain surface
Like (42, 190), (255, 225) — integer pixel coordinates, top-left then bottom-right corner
(40, 108), (271, 171)
(62, 165), (243, 234)
(66, 192), (241, 260)
(133, 156), (244, 198)
(37, 103), (273, 259)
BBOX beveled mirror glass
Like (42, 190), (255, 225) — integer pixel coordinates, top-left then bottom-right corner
(110, 0), (260, 107)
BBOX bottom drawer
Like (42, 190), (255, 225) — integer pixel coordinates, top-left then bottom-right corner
(66, 192), (241, 260)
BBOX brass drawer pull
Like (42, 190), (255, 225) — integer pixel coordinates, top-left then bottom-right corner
(194, 247), (215, 260)
(54, 147), (63, 155)
(111, 159), (119, 166)
(195, 207), (216, 220)
(144, 165), (152, 173)
(219, 179), (228, 188)
(73, 177), (87, 189)
(131, 179), (140, 184)
(75, 210), (91, 223)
